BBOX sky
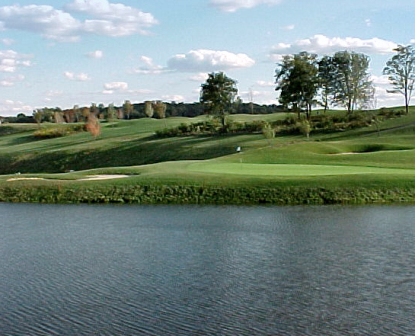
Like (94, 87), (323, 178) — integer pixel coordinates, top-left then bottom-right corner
(0, 0), (415, 116)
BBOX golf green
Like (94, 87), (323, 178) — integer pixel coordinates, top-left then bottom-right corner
(188, 163), (415, 176)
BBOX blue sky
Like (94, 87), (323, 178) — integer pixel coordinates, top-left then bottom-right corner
(0, 0), (414, 116)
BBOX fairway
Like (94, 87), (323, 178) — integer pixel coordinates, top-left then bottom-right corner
(188, 163), (415, 176)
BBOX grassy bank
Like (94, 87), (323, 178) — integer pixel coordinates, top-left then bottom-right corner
(1, 108), (415, 205)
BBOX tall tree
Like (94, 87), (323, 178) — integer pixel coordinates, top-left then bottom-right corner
(200, 72), (238, 126)
(86, 113), (101, 139)
(144, 101), (154, 118)
(275, 52), (319, 120)
(123, 100), (133, 119)
(73, 105), (81, 122)
(331, 51), (374, 114)
(107, 103), (117, 122)
(318, 55), (336, 113)
(32, 109), (43, 127)
(90, 103), (98, 116)
(383, 45), (415, 115)
(153, 101), (167, 127)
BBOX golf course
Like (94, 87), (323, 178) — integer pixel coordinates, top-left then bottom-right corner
(1, 107), (415, 205)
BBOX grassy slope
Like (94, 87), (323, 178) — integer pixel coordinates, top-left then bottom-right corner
(1, 107), (415, 204)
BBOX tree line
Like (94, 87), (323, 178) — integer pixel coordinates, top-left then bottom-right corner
(199, 45), (415, 125)
(2, 101), (283, 124)
(2, 45), (414, 126)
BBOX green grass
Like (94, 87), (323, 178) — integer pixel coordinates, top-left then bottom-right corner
(188, 163), (415, 176)
(2, 108), (415, 204)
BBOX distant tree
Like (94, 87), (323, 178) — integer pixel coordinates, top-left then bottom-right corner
(200, 72), (238, 126)
(144, 101), (154, 118)
(107, 103), (117, 122)
(86, 113), (101, 139)
(73, 105), (81, 122)
(117, 108), (124, 120)
(383, 45), (415, 115)
(81, 107), (90, 121)
(153, 101), (167, 126)
(275, 52), (319, 120)
(98, 103), (105, 116)
(32, 109), (43, 127)
(331, 51), (374, 114)
(54, 111), (65, 124)
(318, 55), (336, 113)
(123, 100), (133, 119)
(90, 103), (98, 116)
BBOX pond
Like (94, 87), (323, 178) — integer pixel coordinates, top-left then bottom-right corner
(1, 203), (415, 335)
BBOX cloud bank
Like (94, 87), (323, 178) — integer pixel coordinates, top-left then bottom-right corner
(167, 49), (255, 72)
(0, 0), (158, 42)
(270, 35), (397, 60)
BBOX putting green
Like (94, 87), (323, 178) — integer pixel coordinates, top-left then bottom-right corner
(188, 163), (415, 176)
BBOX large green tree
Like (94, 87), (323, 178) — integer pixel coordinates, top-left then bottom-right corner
(200, 72), (238, 126)
(383, 45), (415, 115)
(318, 55), (336, 113)
(331, 51), (374, 114)
(275, 52), (319, 120)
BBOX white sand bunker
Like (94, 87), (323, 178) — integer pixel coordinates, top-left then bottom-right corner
(78, 175), (130, 181)
(7, 177), (45, 182)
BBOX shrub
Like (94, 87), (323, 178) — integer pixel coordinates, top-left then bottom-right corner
(33, 124), (85, 139)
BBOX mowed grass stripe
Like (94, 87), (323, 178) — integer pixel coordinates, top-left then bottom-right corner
(188, 163), (415, 176)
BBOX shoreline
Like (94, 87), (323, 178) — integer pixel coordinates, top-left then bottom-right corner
(1, 183), (414, 206)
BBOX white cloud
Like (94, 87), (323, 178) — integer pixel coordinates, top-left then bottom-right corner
(0, 1), (158, 42)
(162, 94), (185, 102)
(66, 0), (158, 36)
(167, 49), (255, 72)
(281, 24), (295, 30)
(270, 35), (398, 60)
(209, 0), (283, 12)
(87, 50), (103, 59)
(0, 49), (32, 73)
(45, 90), (64, 97)
(64, 71), (91, 81)
(103, 81), (129, 94)
(371, 75), (390, 86)
(102, 82), (153, 96)
(1, 38), (13, 46)
(0, 5), (82, 42)
(0, 74), (25, 87)
(133, 56), (167, 75)
(365, 19), (372, 27)
(256, 80), (275, 87)
(104, 81), (128, 91)
(0, 80), (13, 87)
(0, 99), (32, 116)
(189, 73), (209, 82)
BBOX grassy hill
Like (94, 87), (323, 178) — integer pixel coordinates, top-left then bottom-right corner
(1, 107), (415, 205)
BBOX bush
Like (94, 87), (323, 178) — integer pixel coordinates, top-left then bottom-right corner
(33, 124), (85, 139)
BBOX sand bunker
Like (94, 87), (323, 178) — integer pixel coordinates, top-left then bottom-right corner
(7, 177), (45, 182)
(77, 175), (130, 181)
(7, 175), (130, 182)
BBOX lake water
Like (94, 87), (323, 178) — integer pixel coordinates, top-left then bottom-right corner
(1, 203), (415, 335)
